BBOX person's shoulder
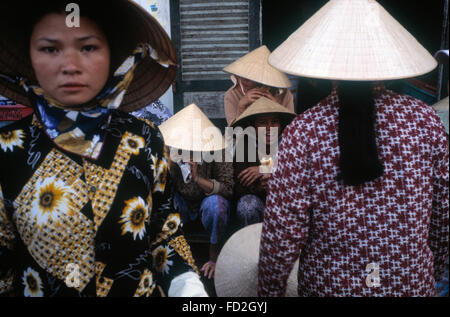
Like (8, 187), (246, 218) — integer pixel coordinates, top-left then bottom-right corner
(382, 90), (442, 121)
(111, 110), (166, 151)
(382, 89), (430, 109)
(282, 93), (337, 142)
(297, 93), (338, 122)
(224, 85), (241, 99)
(0, 115), (34, 160)
(112, 110), (160, 133)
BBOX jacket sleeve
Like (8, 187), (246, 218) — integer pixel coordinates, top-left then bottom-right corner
(257, 118), (312, 297)
(224, 88), (240, 126)
(148, 132), (204, 296)
(209, 160), (234, 200)
(0, 184), (16, 296)
(428, 111), (449, 283)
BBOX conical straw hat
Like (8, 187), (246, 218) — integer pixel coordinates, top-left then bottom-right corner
(268, 0), (437, 81)
(215, 223), (299, 297)
(158, 104), (226, 152)
(223, 46), (292, 88)
(231, 96), (296, 128)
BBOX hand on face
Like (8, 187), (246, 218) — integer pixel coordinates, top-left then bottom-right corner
(29, 13), (111, 107)
(238, 77), (277, 112)
(239, 88), (275, 113)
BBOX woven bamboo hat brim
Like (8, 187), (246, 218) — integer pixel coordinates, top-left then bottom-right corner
(223, 46), (292, 89)
(215, 223), (299, 297)
(231, 96), (296, 129)
(158, 104), (226, 152)
(0, 0), (177, 112)
(268, 0), (437, 81)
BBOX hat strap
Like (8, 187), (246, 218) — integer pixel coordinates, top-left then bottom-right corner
(140, 43), (176, 69)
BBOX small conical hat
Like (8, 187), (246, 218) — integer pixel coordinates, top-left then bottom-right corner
(268, 0), (437, 81)
(215, 223), (299, 297)
(231, 96), (296, 128)
(223, 46), (292, 88)
(158, 104), (226, 152)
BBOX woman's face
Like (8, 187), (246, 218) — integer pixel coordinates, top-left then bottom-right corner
(238, 77), (258, 93)
(254, 114), (281, 146)
(30, 13), (111, 107)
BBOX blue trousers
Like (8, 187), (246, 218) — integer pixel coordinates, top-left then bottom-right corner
(173, 192), (230, 245)
(236, 194), (265, 227)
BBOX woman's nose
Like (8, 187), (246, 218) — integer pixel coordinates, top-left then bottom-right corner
(61, 52), (82, 75)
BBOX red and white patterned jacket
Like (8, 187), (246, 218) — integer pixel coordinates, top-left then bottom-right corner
(258, 86), (449, 297)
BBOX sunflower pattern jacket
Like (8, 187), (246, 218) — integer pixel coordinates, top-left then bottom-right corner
(0, 111), (199, 297)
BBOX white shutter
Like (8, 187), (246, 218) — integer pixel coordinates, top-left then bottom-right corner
(180, 0), (250, 81)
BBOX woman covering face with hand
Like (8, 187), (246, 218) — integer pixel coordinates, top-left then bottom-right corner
(0, 0), (207, 297)
(223, 45), (295, 126)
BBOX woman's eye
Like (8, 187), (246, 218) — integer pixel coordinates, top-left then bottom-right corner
(40, 47), (58, 54)
(82, 45), (97, 52)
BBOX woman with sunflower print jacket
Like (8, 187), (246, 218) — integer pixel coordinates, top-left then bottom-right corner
(0, 0), (207, 297)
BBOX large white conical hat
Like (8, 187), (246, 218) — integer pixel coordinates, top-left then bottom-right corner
(215, 223), (299, 297)
(268, 0), (437, 81)
(223, 46), (292, 88)
(158, 104), (226, 152)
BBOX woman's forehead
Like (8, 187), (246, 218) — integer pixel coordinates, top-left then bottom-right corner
(31, 13), (106, 41)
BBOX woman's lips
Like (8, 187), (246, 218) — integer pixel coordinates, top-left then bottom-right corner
(59, 83), (87, 92)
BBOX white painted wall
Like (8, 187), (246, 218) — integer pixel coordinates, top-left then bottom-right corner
(133, 0), (174, 113)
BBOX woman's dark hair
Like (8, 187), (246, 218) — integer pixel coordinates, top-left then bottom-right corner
(296, 78), (332, 114)
(337, 81), (384, 186)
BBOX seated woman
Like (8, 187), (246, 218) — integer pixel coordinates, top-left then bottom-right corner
(0, 0), (206, 297)
(231, 97), (295, 228)
(159, 104), (233, 280)
(223, 45), (294, 126)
